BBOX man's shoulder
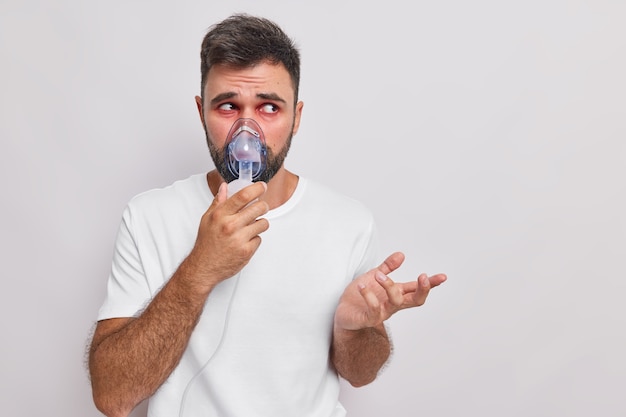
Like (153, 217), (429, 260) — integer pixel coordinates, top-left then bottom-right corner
(126, 173), (209, 214)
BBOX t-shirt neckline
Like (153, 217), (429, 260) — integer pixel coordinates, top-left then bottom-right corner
(200, 173), (307, 220)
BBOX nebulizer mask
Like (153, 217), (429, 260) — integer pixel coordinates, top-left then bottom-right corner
(225, 118), (267, 197)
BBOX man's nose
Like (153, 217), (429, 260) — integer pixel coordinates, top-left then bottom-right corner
(241, 107), (256, 120)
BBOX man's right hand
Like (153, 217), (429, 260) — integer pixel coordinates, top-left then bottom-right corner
(185, 181), (270, 292)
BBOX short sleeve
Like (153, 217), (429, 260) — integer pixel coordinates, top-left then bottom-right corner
(351, 215), (381, 279)
(97, 205), (152, 320)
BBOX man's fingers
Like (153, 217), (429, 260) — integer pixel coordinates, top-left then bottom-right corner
(207, 182), (228, 210)
(375, 271), (404, 307)
(429, 273), (448, 288)
(358, 284), (382, 322)
(239, 199), (270, 225)
(216, 182), (228, 203)
(229, 182), (267, 212)
(377, 252), (405, 276)
(217, 182), (269, 228)
(247, 216), (270, 237)
(400, 273), (447, 293)
(413, 274), (433, 306)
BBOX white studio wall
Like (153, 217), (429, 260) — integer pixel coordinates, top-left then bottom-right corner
(1, 1), (624, 416)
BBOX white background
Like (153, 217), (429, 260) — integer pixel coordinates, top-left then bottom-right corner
(1, 0), (625, 416)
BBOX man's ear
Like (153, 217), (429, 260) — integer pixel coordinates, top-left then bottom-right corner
(292, 101), (304, 135)
(195, 95), (205, 125)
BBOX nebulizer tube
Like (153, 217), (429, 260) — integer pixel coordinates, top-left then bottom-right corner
(225, 118), (267, 198)
(179, 120), (266, 416)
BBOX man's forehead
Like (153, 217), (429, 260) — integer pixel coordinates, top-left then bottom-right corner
(204, 62), (295, 97)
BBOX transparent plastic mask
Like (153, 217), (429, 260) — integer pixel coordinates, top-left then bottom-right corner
(225, 118), (267, 197)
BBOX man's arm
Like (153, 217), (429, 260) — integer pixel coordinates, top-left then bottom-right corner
(331, 252), (446, 387)
(330, 324), (391, 387)
(89, 256), (217, 417)
(88, 182), (269, 417)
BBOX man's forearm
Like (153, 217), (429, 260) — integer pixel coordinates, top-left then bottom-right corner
(330, 324), (391, 387)
(89, 256), (215, 417)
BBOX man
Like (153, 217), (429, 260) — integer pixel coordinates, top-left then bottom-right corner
(89, 13), (446, 417)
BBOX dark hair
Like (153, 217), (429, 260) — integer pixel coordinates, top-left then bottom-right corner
(200, 13), (301, 103)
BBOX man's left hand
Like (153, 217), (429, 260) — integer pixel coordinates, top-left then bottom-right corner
(334, 252), (447, 331)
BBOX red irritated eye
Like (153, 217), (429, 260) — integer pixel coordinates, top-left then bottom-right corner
(259, 103), (279, 114)
(218, 103), (237, 112)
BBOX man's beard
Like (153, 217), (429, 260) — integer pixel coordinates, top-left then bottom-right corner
(204, 124), (293, 184)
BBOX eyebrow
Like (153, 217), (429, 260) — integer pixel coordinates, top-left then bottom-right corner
(257, 92), (287, 103)
(209, 91), (287, 106)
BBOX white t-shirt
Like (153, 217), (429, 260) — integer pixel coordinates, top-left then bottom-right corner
(98, 173), (379, 417)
